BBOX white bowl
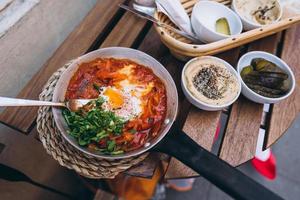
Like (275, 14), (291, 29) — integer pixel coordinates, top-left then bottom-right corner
(191, 1), (243, 43)
(237, 51), (296, 104)
(181, 56), (242, 111)
(232, 0), (283, 31)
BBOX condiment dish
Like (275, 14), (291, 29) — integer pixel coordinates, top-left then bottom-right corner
(237, 51), (295, 104)
(182, 56), (242, 111)
(232, 0), (283, 31)
(191, 1), (243, 43)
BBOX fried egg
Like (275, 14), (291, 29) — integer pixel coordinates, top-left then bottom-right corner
(99, 85), (142, 121)
(98, 64), (155, 121)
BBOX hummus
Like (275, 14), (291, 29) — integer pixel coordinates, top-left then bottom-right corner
(184, 57), (239, 106)
(235, 0), (281, 25)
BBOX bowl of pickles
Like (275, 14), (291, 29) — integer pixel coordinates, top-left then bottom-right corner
(237, 51), (295, 104)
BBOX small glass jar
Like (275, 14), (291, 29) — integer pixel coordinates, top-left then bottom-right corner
(133, 0), (156, 15)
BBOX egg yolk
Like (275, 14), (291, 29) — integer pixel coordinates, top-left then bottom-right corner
(104, 88), (124, 109)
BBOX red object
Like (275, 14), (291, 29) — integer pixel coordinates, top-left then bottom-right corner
(251, 151), (276, 180)
(214, 122), (221, 142)
(213, 122), (277, 180)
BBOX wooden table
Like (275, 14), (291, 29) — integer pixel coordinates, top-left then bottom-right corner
(1, 0), (300, 180)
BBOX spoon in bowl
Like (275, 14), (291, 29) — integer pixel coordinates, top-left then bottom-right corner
(0, 97), (91, 112)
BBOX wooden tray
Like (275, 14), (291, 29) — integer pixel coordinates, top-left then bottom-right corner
(154, 0), (300, 60)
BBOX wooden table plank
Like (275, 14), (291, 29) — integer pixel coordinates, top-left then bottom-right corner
(219, 34), (282, 166)
(136, 27), (170, 60)
(155, 55), (191, 179)
(165, 107), (221, 178)
(100, 12), (149, 48)
(165, 48), (240, 178)
(266, 26), (300, 148)
(0, 125), (85, 199)
(0, 0), (126, 133)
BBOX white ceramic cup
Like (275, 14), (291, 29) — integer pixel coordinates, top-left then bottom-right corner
(191, 1), (243, 43)
(237, 51), (296, 104)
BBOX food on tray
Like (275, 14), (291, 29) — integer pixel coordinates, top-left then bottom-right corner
(63, 58), (167, 155)
(241, 58), (289, 97)
(234, 0), (281, 25)
(184, 57), (240, 106)
(215, 18), (231, 35)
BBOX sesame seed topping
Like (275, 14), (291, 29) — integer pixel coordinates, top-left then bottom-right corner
(192, 65), (231, 100)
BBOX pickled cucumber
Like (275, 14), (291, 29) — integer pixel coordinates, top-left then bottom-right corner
(216, 18), (231, 35)
(251, 58), (285, 74)
(241, 65), (253, 78)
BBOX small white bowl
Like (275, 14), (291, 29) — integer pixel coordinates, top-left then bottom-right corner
(232, 0), (283, 31)
(182, 56), (242, 111)
(237, 51), (296, 104)
(191, 1), (243, 43)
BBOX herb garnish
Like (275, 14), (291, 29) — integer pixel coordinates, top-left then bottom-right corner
(93, 83), (100, 91)
(62, 97), (126, 154)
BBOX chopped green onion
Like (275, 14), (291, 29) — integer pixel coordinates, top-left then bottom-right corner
(107, 140), (116, 152)
(62, 97), (126, 153)
(129, 129), (137, 134)
(93, 83), (100, 91)
(111, 150), (124, 155)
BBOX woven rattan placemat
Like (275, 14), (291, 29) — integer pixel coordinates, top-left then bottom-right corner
(36, 61), (148, 179)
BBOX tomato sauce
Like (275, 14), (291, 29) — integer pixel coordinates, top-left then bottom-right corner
(65, 58), (167, 152)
